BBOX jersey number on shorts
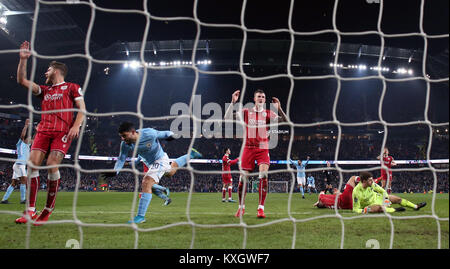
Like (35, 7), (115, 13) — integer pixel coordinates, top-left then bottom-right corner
(149, 163), (160, 170)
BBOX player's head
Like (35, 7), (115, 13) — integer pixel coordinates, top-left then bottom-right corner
(326, 161), (331, 167)
(224, 148), (231, 155)
(46, 61), (67, 84)
(253, 89), (266, 107)
(118, 122), (137, 144)
(359, 171), (374, 186)
(384, 147), (389, 155)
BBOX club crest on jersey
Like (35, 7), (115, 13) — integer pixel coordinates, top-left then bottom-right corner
(146, 142), (152, 148)
(262, 111), (267, 117)
(61, 86), (68, 90)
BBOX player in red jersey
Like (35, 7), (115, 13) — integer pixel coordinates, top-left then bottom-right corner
(221, 148), (239, 203)
(313, 175), (358, 210)
(15, 41), (86, 225)
(375, 147), (397, 194)
(224, 89), (288, 218)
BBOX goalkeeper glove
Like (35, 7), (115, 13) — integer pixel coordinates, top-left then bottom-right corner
(363, 207), (371, 214)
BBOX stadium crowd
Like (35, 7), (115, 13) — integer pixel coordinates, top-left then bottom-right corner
(0, 117), (448, 194)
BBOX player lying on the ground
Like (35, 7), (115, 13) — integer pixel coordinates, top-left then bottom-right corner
(352, 171), (426, 214)
(221, 148), (239, 203)
(1, 119), (32, 204)
(109, 122), (202, 224)
(314, 175), (357, 210)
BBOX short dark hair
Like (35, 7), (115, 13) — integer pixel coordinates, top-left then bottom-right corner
(224, 148), (230, 154)
(118, 122), (135, 133)
(254, 89), (265, 96)
(359, 171), (373, 182)
(49, 61), (68, 77)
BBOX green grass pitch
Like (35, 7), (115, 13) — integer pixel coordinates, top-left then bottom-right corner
(0, 191), (448, 249)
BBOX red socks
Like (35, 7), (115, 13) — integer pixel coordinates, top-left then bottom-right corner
(45, 179), (61, 209)
(238, 181), (247, 206)
(228, 186), (232, 199)
(29, 176), (40, 209)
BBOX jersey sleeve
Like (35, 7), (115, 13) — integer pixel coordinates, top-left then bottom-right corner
(372, 183), (388, 197)
(114, 141), (130, 174)
(229, 158), (239, 165)
(70, 83), (83, 101)
(36, 85), (49, 97)
(156, 130), (174, 140)
(352, 187), (364, 213)
(267, 109), (279, 123)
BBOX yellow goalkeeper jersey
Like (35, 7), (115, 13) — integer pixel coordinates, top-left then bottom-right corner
(352, 182), (388, 213)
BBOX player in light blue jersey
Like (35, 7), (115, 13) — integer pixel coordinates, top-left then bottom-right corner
(1, 119), (32, 204)
(307, 175), (317, 194)
(289, 156), (310, 199)
(107, 122), (202, 224)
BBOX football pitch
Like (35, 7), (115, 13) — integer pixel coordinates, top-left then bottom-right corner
(0, 191), (448, 249)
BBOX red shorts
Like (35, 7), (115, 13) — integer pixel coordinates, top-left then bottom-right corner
(31, 131), (72, 155)
(222, 175), (232, 185)
(240, 147), (270, 171)
(380, 169), (393, 181)
(318, 183), (353, 209)
(338, 184), (354, 210)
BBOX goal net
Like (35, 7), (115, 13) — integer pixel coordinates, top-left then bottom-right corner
(0, 0), (448, 251)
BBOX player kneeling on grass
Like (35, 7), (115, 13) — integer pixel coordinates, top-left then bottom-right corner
(352, 171), (426, 214)
(106, 122), (202, 224)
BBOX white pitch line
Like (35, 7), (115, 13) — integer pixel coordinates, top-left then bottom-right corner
(51, 211), (324, 215)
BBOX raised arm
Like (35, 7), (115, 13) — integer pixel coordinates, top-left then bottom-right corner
(20, 119), (31, 141)
(17, 41), (40, 95)
(271, 97), (288, 123)
(224, 90), (241, 121)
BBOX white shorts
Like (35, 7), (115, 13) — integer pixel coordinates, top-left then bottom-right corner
(297, 177), (306, 186)
(144, 153), (172, 183)
(308, 183), (315, 188)
(12, 163), (27, 179)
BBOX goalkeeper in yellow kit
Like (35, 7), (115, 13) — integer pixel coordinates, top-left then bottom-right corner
(352, 172), (427, 214)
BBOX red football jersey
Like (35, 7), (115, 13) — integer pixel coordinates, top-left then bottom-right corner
(382, 155), (394, 169)
(36, 82), (83, 133)
(242, 107), (278, 149)
(222, 154), (238, 172)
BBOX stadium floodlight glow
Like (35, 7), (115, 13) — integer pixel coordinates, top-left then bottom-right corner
(129, 61), (140, 69)
(207, 60), (212, 64)
(124, 62), (129, 68)
(0, 16), (7, 26)
(408, 69), (413, 75)
(160, 61), (166, 66)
